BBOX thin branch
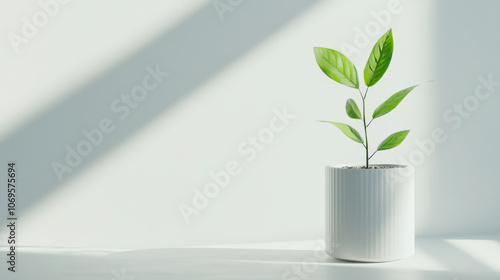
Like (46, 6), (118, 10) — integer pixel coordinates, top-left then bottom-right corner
(368, 150), (377, 160)
(363, 87), (369, 99)
(357, 88), (364, 100)
(367, 118), (374, 127)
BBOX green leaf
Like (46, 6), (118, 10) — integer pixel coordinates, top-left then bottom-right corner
(345, 98), (362, 119)
(313, 47), (359, 89)
(320, 121), (364, 144)
(372, 85), (418, 119)
(364, 29), (393, 87)
(377, 130), (410, 151)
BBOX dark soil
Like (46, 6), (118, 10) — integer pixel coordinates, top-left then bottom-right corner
(342, 165), (402, 169)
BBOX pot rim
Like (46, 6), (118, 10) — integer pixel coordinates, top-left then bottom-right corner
(326, 164), (412, 169)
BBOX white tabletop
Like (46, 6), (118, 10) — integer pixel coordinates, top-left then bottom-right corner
(2, 236), (499, 279)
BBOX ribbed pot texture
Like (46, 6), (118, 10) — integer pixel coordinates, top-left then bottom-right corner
(325, 164), (414, 262)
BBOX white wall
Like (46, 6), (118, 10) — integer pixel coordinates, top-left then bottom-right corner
(0, 0), (498, 250)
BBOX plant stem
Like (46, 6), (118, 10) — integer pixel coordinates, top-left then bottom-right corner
(359, 88), (369, 168)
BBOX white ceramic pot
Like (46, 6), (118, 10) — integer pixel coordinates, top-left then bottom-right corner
(325, 164), (414, 262)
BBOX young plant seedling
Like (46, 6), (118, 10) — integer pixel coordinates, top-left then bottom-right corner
(314, 29), (419, 168)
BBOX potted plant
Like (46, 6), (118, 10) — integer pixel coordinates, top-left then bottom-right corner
(314, 29), (419, 262)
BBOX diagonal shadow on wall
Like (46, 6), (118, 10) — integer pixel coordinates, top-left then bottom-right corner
(0, 0), (320, 216)
(426, 0), (500, 236)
